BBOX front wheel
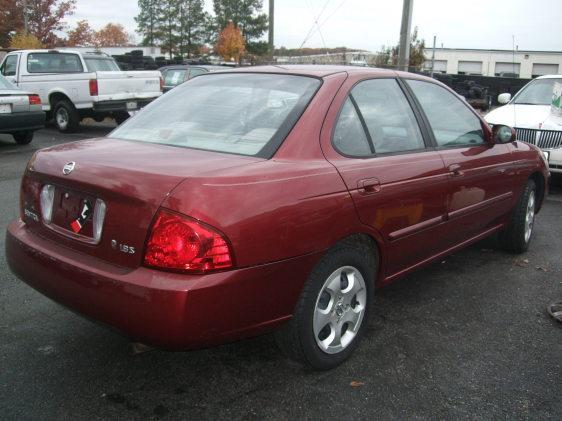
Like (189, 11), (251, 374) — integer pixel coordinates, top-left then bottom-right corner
(275, 238), (376, 370)
(12, 131), (34, 145)
(500, 179), (537, 253)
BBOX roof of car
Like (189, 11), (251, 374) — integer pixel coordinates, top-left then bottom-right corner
(222, 64), (410, 78)
(536, 74), (562, 79)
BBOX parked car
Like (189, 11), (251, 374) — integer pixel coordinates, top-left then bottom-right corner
(159, 64), (226, 92)
(485, 75), (562, 174)
(0, 50), (163, 132)
(0, 74), (45, 144)
(6, 66), (548, 370)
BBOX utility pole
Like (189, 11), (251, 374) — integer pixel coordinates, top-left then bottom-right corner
(23, 0), (29, 33)
(430, 35), (436, 77)
(398, 0), (413, 72)
(268, 0), (274, 57)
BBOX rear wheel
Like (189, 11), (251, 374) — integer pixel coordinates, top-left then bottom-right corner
(500, 179), (536, 253)
(53, 99), (80, 133)
(12, 131), (34, 145)
(114, 111), (130, 125)
(275, 238), (376, 370)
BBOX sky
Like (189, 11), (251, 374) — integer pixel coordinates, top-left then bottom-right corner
(67, 0), (562, 52)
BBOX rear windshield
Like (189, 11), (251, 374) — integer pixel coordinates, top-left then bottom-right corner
(514, 78), (562, 105)
(27, 53), (83, 73)
(110, 73), (321, 157)
(84, 57), (120, 72)
(163, 69), (187, 86)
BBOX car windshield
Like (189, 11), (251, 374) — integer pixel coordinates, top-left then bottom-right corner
(84, 57), (120, 71)
(513, 78), (562, 105)
(110, 73), (321, 157)
(0, 75), (15, 89)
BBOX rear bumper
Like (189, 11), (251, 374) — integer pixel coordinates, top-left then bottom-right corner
(92, 98), (156, 113)
(0, 111), (45, 133)
(6, 219), (320, 349)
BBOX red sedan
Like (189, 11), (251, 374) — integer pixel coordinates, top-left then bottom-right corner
(6, 66), (549, 370)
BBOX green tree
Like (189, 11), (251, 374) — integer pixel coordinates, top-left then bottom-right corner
(136, 0), (163, 47)
(178, 0), (209, 58)
(212, 0), (267, 51)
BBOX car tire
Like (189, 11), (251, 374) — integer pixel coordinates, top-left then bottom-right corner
(499, 179), (537, 254)
(12, 131), (34, 145)
(53, 99), (80, 133)
(275, 237), (376, 370)
(114, 111), (130, 125)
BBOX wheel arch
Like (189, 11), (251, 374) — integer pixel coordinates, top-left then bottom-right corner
(48, 91), (73, 109)
(529, 171), (546, 213)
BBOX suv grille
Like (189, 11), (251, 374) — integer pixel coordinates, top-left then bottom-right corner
(515, 128), (562, 149)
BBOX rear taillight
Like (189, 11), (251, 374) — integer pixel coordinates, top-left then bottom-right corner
(89, 79), (98, 96)
(28, 94), (41, 105)
(40, 184), (55, 223)
(159, 76), (164, 92)
(144, 209), (233, 273)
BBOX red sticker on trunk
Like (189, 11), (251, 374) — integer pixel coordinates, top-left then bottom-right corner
(70, 219), (82, 233)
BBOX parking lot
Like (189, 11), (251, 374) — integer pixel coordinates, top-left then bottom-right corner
(1, 125), (561, 420)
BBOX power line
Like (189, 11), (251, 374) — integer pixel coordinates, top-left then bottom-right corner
(299, 0), (332, 49)
(300, 0), (350, 49)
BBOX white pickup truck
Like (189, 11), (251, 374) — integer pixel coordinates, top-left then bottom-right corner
(0, 49), (163, 132)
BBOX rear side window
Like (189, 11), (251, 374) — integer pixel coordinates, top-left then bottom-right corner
(352, 79), (425, 154)
(333, 98), (372, 156)
(27, 53), (83, 73)
(406, 80), (485, 147)
(332, 78), (425, 156)
(110, 73), (321, 158)
(1, 55), (18, 76)
(164, 69), (187, 86)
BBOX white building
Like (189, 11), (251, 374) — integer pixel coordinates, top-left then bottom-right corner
(57, 46), (163, 58)
(423, 48), (562, 78)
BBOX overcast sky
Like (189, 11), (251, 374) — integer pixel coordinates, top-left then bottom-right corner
(67, 0), (562, 52)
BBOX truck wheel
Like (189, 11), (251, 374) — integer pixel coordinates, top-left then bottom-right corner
(499, 179), (536, 254)
(54, 100), (80, 133)
(114, 111), (130, 125)
(12, 131), (34, 145)
(275, 238), (376, 370)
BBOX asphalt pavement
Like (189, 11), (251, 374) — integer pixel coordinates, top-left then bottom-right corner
(1, 125), (561, 420)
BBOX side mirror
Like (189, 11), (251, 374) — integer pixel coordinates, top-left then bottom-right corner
(492, 125), (516, 143)
(498, 93), (511, 104)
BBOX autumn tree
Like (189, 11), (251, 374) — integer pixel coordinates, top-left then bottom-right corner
(93, 23), (129, 47)
(67, 19), (94, 47)
(215, 22), (245, 63)
(0, 0), (22, 47)
(9, 31), (43, 49)
(212, 0), (267, 54)
(26, 0), (76, 47)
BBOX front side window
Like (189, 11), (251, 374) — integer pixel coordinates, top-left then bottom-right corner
(27, 53), (83, 73)
(111, 73), (321, 157)
(406, 80), (485, 147)
(513, 78), (562, 105)
(1, 55), (18, 76)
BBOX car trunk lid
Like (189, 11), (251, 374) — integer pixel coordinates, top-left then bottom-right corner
(21, 137), (261, 268)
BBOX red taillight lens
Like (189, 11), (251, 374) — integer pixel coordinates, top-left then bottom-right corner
(144, 210), (233, 273)
(89, 79), (98, 96)
(159, 76), (164, 92)
(28, 94), (41, 105)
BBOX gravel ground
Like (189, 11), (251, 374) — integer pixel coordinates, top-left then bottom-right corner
(1, 125), (561, 420)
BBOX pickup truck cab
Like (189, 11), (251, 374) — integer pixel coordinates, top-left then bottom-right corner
(0, 49), (163, 132)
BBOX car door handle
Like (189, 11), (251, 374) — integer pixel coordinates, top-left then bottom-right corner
(448, 164), (464, 177)
(358, 178), (381, 194)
